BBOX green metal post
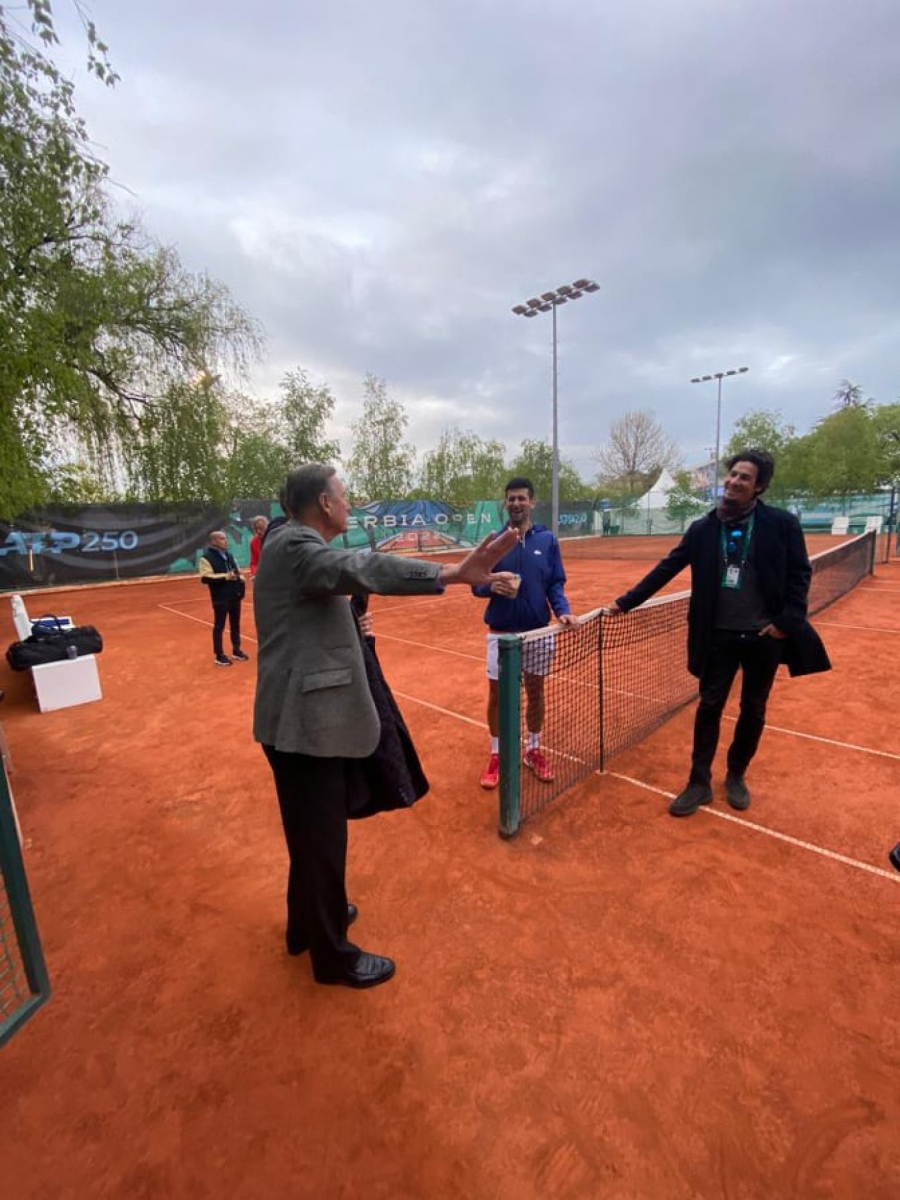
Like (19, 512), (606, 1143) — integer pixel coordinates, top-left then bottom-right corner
(0, 762), (51, 1047)
(497, 634), (523, 838)
(597, 610), (606, 770)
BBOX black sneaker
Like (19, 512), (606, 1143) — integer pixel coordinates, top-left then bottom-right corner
(725, 773), (751, 811)
(888, 843), (900, 873)
(669, 782), (713, 817)
(231, 649), (250, 662)
(215, 655), (232, 667)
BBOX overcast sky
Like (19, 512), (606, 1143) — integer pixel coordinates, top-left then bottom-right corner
(52, 0), (900, 482)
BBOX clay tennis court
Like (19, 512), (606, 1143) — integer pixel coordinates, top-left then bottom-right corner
(2, 535), (899, 1198)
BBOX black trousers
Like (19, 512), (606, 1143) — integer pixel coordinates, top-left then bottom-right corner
(262, 746), (357, 975)
(689, 631), (783, 787)
(211, 597), (242, 657)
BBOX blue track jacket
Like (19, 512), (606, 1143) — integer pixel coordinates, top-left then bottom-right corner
(472, 523), (570, 632)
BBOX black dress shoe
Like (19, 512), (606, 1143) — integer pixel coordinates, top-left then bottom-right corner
(724, 773), (751, 811)
(314, 951), (396, 990)
(669, 782), (712, 817)
(285, 902), (358, 956)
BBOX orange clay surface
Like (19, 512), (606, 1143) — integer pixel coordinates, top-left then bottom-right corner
(1, 535), (899, 1199)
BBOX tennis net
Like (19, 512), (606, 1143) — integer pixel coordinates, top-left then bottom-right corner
(496, 530), (875, 836)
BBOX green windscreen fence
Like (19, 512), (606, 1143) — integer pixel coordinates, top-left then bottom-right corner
(0, 762), (50, 1046)
(497, 531), (876, 837)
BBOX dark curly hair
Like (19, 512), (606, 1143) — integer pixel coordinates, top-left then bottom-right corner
(724, 449), (775, 493)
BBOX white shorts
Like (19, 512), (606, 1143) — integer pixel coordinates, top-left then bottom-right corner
(486, 631), (556, 681)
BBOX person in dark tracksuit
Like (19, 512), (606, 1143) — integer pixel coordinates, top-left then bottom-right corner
(607, 449), (830, 817)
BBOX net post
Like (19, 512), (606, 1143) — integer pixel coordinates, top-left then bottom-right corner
(497, 634), (523, 838)
(598, 610), (606, 770)
(0, 760), (51, 1047)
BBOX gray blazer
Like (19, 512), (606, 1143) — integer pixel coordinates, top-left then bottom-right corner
(253, 521), (445, 756)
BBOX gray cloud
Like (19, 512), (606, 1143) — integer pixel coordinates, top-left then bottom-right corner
(54, 0), (900, 479)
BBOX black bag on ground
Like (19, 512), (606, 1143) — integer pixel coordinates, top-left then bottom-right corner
(6, 622), (104, 671)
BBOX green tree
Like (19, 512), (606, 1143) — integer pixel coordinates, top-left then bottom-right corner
(871, 404), (900, 487)
(664, 471), (708, 531)
(278, 369), (341, 466)
(724, 409), (796, 462)
(0, 3), (260, 515)
(416, 426), (507, 504)
(221, 394), (290, 501)
(124, 378), (230, 503)
(507, 439), (585, 503)
(345, 374), (416, 501)
(723, 409), (800, 500)
(788, 407), (882, 495)
(46, 459), (120, 504)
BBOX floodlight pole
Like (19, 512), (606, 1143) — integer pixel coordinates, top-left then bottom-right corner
(689, 366), (750, 500)
(887, 430), (900, 563)
(512, 278), (599, 537)
(551, 301), (559, 532)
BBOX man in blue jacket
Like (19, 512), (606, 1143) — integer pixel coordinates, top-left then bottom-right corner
(607, 449), (829, 817)
(473, 477), (577, 789)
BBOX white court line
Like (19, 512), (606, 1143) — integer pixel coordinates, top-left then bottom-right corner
(158, 604), (897, 763)
(375, 631), (483, 662)
(158, 603), (897, 761)
(607, 772), (900, 883)
(158, 600), (898, 883)
(392, 690), (487, 729)
(815, 620), (900, 634)
(720, 715), (900, 761)
(374, 593), (467, 615)
(158, 603), (258, 644)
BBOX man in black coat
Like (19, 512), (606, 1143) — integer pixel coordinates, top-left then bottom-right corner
(607, 449), (829, 816)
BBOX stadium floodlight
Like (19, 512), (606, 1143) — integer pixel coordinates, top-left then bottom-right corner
(510, 278), (600, 536)
(689, 367), (750, 499)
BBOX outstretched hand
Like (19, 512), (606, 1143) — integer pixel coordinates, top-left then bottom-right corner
(439, 528), (520, 587)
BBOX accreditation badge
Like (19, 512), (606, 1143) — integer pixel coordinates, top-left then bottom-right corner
(723, 564), (742, 589)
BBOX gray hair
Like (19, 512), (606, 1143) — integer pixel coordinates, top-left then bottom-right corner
(283, 463), (338, 518)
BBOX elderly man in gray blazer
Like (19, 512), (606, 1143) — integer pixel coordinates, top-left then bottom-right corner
(254, 463), (519, 990)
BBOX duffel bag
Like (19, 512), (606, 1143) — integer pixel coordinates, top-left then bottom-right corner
(6, 625), (104, 671)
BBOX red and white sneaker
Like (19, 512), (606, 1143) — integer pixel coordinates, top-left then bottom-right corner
(480, 753), (500, 790)
(524, 747), (554, 782)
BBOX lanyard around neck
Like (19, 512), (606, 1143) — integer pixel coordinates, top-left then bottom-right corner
(720, 512), (755, 566)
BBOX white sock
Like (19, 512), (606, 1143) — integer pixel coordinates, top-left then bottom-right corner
(527, 732), (540, 750)
(490, 737), (499, 754)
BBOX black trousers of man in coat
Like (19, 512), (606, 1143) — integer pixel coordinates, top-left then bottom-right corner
(262, 746), (357, 976)
(689, 631), (783, 787)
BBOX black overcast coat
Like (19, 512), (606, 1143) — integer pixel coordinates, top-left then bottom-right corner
(614, 501), (831, 679)
(345, 594), (429, 819)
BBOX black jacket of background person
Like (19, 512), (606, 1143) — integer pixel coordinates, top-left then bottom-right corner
(200, 547), (244, 602)
(614, 501), (831, 680)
